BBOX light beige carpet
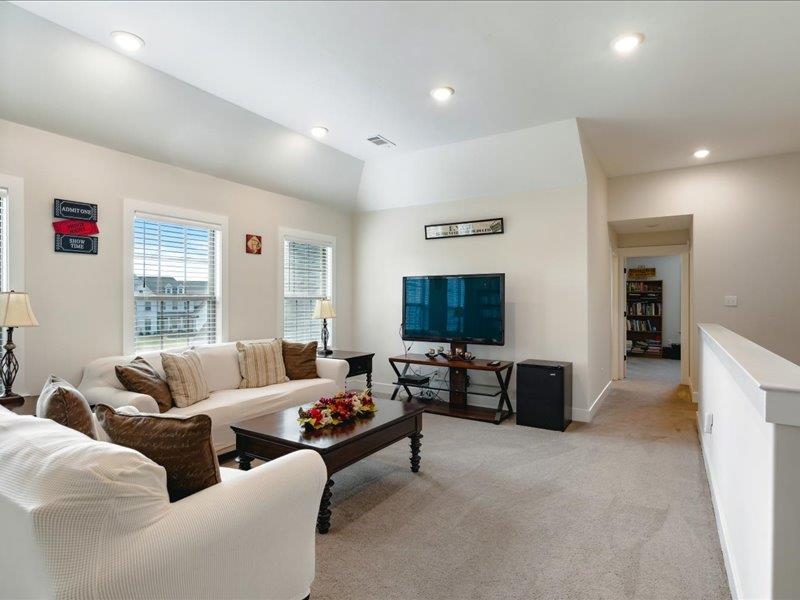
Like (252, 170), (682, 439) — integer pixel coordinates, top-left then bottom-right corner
(625, 356), (681, 383)
(304, 379), (730, 600)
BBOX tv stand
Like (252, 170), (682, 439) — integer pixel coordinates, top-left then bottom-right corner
(389, 345), (514, 424)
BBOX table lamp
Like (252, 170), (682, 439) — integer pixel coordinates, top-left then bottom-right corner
(312, 299), (336, 356)
(0, 291), (39, 405)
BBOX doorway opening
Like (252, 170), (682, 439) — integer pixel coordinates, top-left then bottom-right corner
(624, 255), (681, 383)
(609, 215), (692, 389)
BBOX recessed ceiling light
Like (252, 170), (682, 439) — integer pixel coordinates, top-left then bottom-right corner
(693, 148), (710, 159)
(611, 33), (644, 54)
(430, 86), (455, 102)
(111, 31), (145, 52)
(310, 126), (329, 139)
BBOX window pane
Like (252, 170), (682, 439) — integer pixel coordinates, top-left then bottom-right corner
(133, 216), (220, 351)
(283, 238), (332, 345)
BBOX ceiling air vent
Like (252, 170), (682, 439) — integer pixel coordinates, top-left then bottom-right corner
(367, 134), (396, 148)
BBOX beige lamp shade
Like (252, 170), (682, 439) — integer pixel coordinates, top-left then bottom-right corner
(312, 299), (336, 320)
(0, 291), (39, 327)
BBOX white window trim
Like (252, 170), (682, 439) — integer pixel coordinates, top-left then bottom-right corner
(0, 173), (27, 391)
(278, 227), (336, 343)
(123, 198), (229, 355)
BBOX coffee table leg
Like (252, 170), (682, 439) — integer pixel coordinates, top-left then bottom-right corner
(237, 453), (252, 471)
(317, 478), (334, 534)
(409, 432), (423, 473)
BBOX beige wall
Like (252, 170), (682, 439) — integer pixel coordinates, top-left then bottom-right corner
(353, 186), (595, 416)
(0, 119), (353, 393)
(617, 228), (690, 248)
(583, 137), (613, 407)
(609, 152), (800, 380)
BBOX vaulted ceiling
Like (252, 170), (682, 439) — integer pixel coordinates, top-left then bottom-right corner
(6, 1), (800, 208)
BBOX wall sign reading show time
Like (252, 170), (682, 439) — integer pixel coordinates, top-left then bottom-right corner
(53, 198), (99, 255)
(424, 217), (504, 240)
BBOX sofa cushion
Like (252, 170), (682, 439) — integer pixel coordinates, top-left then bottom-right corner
(115, 357), (173, 413)
(161, 349), (210, 408)
(282, 341), (319, 380)
(96, 404), (221, 502)
(237, 339), (289, 388)
(169, 377), (338, 452)
(0, 408), (168, 535)
(36, 375), (96, 439)
(196, 342), (242, 392)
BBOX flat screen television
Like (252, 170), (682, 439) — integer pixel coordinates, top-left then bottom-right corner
(402, 273), (505, 345)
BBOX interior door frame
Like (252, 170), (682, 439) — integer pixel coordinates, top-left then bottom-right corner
(613, 244), (691, 387)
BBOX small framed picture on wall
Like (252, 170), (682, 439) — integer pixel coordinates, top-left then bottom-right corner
(245, 234), (262, 255)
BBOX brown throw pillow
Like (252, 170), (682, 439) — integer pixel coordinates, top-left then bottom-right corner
(160, 349), (209, 408)
(95, 404), (220, 502)
(282, 340), (319, 380)
(115, 357), (173, 413)
(36, 375), (96, 439)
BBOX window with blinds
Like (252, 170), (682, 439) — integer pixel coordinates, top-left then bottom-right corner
(0, 188), (7, 291)
(132, 215), (221, 352)
(283, 237), (333, 345)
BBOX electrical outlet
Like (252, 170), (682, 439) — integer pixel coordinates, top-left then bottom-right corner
(724, 295), (738, 307)
(703, 413), (714, 433)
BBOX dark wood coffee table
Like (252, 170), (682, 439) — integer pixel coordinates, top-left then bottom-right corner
(231, 398), (425, 534)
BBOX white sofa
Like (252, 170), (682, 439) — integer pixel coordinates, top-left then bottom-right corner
(78, 341), (349, 453)
(0, 406), (327, 600)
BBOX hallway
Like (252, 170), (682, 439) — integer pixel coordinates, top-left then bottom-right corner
(626, 355), (681, 383)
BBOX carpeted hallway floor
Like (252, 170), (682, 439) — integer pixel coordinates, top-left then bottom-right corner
(308, 379), (730, 600)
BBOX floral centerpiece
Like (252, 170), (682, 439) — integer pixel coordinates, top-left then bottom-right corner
(298, 389), (377, 431)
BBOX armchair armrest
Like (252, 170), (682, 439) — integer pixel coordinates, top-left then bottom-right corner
(316, 357), (348, 391)
(101, 449), (327, 600)
(81, 386), (160, 414)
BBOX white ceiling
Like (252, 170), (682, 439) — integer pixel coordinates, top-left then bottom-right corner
(14, 0), (800, 177)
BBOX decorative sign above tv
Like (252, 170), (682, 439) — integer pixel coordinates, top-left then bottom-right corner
(424, 217), (504, 240)
(53, 198), (98, 222)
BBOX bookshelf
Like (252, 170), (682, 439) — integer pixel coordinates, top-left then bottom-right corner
(626, 279), (663, 358)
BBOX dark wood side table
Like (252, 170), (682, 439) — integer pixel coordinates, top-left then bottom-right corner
(327, 350), (374, 389)
(1, 394), (37, 415)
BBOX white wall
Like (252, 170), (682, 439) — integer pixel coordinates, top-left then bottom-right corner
(0, 119), (353, 392)
(353, 186), (590, 412)
(609, 152), (800, 387)
(582, 135), (612, 410)
(356, 120), (586, 211)
(698, 324), (800, 599)
(625, 255), (681, 346)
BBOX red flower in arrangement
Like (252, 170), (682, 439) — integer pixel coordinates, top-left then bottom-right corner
(298, 389), (377, 431)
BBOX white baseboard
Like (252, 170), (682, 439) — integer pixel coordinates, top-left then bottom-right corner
(572, 380), (612, 423)
(697, 412), (739, 600)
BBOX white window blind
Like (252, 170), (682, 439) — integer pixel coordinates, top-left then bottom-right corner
(0, 188), (7, 291)
(283, 237), (333, 345)
(133, 215), (221, 352)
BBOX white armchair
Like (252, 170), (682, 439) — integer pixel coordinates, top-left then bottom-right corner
(0, 409), (326, 600)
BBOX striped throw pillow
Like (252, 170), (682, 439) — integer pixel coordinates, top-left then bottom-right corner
(160, 350), (210, 408)
(237, 339), (289, 388)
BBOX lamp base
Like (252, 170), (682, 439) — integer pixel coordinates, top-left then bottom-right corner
(318, 349), (334, 356)
(0, 393), (24, 408)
